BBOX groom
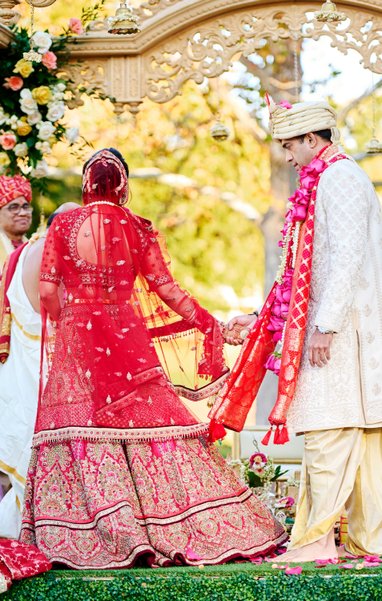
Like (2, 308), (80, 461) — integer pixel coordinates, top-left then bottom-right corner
(213, 99), (382, 561)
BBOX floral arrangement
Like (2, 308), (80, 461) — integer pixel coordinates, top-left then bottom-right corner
(0, 5), (106, 181)
(229, 442), (288, 490)
(245, 447), (288, 488)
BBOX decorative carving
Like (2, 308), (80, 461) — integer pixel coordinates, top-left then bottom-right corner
(136, 0), (181, 21)
(63, 60), (108, 108)
(144, 4), (382, 104)
(0, 0), (21, 25)
(1, 0), (382, 112)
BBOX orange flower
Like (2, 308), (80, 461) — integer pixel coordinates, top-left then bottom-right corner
(3, 76), (23, 91)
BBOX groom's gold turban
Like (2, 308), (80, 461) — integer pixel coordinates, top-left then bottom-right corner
(268, 98), (340, 142)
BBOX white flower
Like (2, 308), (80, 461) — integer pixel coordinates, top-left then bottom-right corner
(14, 143), (28, 157)
(7, 115), (19, 130)
(66, 127), (79, 144)
(52, 91), (64, 101)
(27, 111), (42, 125)
(35, 141), (52, 154)
(37, 121), (55, 140)
(0, 109), (9, 126)
(20, 88), (32, 99)
(31, 159), (49, 178)
(23, 50), (42, 63)
(46, 102), (65, 122)
(53, 82), (66, 93)
(20, 96), (38, 115)
(30, 31), (52, 54)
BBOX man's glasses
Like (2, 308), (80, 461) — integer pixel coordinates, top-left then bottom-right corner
(3, 203), (33, 215)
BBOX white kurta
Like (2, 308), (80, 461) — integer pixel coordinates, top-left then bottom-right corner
(0, 245), (41, 537)
(287, 157), (382, 434)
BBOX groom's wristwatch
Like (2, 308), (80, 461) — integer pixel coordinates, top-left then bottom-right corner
(316, 325), (334, 334)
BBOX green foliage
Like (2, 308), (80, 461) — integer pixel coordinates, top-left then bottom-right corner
(80, 0), (107, 30)
(5, 563), (382, 601)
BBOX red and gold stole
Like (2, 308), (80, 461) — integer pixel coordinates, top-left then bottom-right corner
(209, 148), (347, 444)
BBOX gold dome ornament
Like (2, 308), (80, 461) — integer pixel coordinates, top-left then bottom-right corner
(210, 120), (230, 142)
(108, 2), (141, 35)
(314, 1), (346, 23)
(366, 137), (382, 154)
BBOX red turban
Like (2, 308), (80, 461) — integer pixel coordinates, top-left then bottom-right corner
(0, 175), (32, 209)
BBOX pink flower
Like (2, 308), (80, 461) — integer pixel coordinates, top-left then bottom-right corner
(275, 286), (291, 304)
(289, 188), (310, 207)
(272, 331), (283, 343)
(249, 452), (267, 468)
(0, 132), (17, 150)
(268, 315), (285, 332)
(282, 269), (294, 288)
(364, 555), (381, 563)
(3, 76), (23, 91)
(41, 51), (57, 70)
(300, 158), (326, 190)
(339, 563), (355, 569)
(290, 204), (308, 222)
(68, 18), (84, 34)
(278, 100), (292, 109)
(264, 353), (281, 375)
(315, 558), (338, 566)
(285, 566), (302, 575)
(277, 496), (294, 508)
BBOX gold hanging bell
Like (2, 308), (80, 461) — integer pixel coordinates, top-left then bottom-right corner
(365, 137), (382, 154)
(314, 1), (346, 23)
(210, 120), (230, 142)
(108, 2), (141, 35)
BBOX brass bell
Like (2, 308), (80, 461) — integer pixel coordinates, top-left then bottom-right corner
(366, 137), (382, 154)
(314, 1), (346, 23)
(210, 120), (230, 142)
(108, 2), (141, 35)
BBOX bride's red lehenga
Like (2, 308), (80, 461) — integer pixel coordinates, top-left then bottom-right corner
(20, 150), (287, 569)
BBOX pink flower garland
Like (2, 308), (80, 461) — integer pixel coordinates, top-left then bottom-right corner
(265, 156), (327, 375)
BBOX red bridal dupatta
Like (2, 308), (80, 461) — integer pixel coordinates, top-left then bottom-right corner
(0, 539), (51, 593)
(35, 200), (227, 443)
(0, 242), (28, 363)
(209, 150), (347, 444)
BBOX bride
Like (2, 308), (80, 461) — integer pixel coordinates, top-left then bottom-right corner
(20, 148), (287, 569)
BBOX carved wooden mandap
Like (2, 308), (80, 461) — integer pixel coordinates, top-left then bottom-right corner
(0, 0), (381, 115)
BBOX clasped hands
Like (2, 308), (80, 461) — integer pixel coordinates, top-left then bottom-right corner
(220, 314), (258, 346)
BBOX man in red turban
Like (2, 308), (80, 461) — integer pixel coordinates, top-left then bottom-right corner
(0, 175), (32, 270)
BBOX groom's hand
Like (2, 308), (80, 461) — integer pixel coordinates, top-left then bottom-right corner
(308, 330), (333, 367)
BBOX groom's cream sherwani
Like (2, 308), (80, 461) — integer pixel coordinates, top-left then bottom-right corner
(287, 157), (382, 434)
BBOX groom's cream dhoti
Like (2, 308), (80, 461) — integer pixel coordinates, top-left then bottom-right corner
(290, 428), (382, 555)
